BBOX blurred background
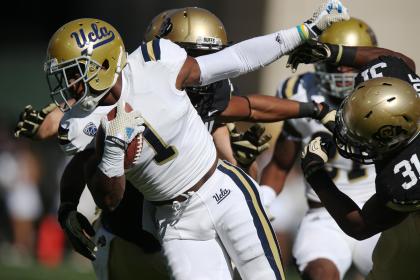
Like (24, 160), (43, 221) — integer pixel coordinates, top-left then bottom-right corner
(0, 0), (419, 279)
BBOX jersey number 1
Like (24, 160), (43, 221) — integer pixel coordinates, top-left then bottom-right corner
(143, 123), (178, 165)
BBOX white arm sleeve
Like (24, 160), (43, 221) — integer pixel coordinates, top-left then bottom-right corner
(196, 26), (304, 85)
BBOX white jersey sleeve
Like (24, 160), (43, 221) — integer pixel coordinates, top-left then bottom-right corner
(58, 104), (115, 155)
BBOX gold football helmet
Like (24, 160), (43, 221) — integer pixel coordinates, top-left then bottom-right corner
(334, 77), (420, 164)
(145, 7), (228, 56)
(45, 18), (127, 111)
(143, 9), (178, 42)
(317, 17), (377, 99)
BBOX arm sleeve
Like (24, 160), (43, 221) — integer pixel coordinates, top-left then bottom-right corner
(196, 27), (304, 85)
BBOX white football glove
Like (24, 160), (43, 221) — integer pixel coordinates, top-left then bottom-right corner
(98, 100), (145, 177)
(305, 0), (350, 38)
(101, 101), (145, 150)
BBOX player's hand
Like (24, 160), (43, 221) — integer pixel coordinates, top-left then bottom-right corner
(14, 103), (57, 139)
(320, 108), (337, 133)
(311, 102), (336, 133)
(301, 133), (334, 179)
(305, 0), (350, 38)
(100, 100), (145, 150)
(58, 203), (97, 261)
(229, 123), (272, 167)
(287, 39), (332, 72)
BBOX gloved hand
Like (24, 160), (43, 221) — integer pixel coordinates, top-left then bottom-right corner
(287, 39), (332, 72)
(14, 103), (57, 138)
(229, 123), (272, 167)
(98, 100), (145, 177)
(310, 102), (337, 133)
(101, 100), (145, 150)
(58, 202), (97, 261)
(301, 133), (334, 179)
(304, 0), (350, 38)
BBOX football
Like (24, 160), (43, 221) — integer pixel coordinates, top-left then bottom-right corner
(95, 102), (143, 169)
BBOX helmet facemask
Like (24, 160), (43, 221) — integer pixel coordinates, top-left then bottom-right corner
(45, 54), (101, 112)
(316, 63), (357, 100)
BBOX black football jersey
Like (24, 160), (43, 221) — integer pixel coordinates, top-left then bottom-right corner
(355, 56), (420, 94)
(375, 135), (420, 212)
(186, 79), (233, 132)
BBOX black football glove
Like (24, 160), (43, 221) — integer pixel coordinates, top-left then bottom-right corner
(287, 39), (332, 72)
(14, 103), (57, 138)
(301, 133), (334, 179)
(58, 202), (97, 261)
(229, 123), (272, 167)
(312, 102), (337, 133)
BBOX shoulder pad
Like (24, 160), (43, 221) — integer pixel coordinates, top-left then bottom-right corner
(278, 73), (318, 100)
(140, 39), (162, 62)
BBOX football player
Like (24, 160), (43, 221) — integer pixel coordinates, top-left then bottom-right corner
(15, 6), (340, 279)
(301, 77), (420, 280)
(26, 2), (348, 279)
(291, 28), (419, 279)
(259, 18), (382, 280)
(143, 7), (270, 178)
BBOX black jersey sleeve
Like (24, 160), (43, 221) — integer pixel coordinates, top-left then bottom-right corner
(355, 56), (420, 92)
(374, 135), (420, 212)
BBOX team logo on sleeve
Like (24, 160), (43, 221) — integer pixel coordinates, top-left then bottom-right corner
(83, 122), (98, 137)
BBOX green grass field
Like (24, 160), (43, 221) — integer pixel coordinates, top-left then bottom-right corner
(0, 263), (304, 280)
(0, 263), (95, 280)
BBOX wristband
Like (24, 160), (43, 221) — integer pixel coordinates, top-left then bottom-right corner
(298, 102), (317, 118)
(98, 143), (125, 177)
(325, 44), (357, 66)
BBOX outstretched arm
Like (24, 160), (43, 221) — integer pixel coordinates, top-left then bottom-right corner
(176, 0), (349, 89)
(287, 40), (416, 72)
(217, 95), (327, 123)
(301, 135), (408, 240)
(14, 103), (63, 140)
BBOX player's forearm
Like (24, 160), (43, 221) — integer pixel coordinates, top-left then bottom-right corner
(327, 45), (416, 72)
(87, 168), (125, 212)
(35, 106), (63, 140)
(248, 96), (323, 123)
(259, 162), (289, 194)
(306, 169), (374, 240)
(85, 152), (125, 212)
(196, 27), (304, 86)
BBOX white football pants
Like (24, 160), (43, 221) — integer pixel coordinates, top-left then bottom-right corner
(155, 160), (285, 280)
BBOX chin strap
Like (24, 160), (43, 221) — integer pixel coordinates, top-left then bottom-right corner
(80, 47), (127, 112)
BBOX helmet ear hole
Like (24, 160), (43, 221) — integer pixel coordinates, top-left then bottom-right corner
(102, 59), (109, 70)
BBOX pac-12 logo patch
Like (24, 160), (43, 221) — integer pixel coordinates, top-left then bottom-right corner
(83, 122), (98, 137)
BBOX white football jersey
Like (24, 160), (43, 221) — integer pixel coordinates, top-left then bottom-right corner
(59, 39), (216, 202)
(277, 73), (376, 204)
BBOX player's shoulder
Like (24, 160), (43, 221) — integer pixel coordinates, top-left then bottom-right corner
(355, 55), (415, 86)
(375, 134), (420, 212)
(137, 38), (187, 65)
(276, 72), (320, 102)
(58, 105), (111, 155)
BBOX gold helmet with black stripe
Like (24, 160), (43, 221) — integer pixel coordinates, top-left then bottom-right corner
(316, 18), (377, 99)
(334, 77), (420, 164)
(145, 7), (229, 57)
